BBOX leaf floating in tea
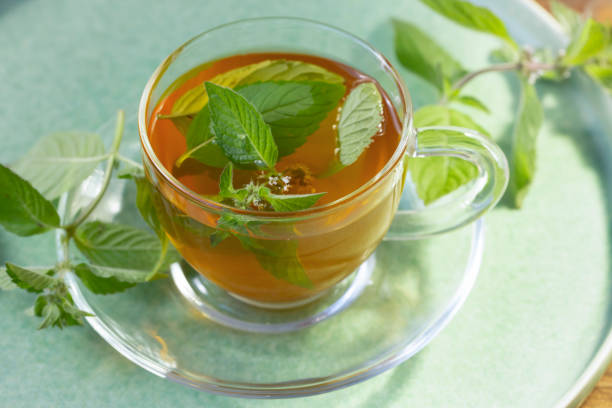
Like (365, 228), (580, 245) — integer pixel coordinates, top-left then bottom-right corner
(239, 59), (345, 84)
(337, 82), (383, 166)
(205, 82), (278, 169)
(0, 164), (61, 236)
(166, 59), (345, 119)
(11, 132), (106, 200)
(247, 239), (313, 288)
(168, 60), (275, 118)
(258, 187), (325, 212)
(176, 80), (345, 167)
(236, 80), (345, 156)
(176, 106), (229, 168)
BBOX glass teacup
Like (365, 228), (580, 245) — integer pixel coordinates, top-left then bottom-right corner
(138, 17), (508, 309)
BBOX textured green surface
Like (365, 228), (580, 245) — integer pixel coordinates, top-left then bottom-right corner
(0, 0), (610, 407)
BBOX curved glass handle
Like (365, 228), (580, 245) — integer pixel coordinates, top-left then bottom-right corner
(385, 126), (509, 240)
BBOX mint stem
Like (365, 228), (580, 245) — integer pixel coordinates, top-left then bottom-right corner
(116, 154), (143, 170)
(442, 60), (559, 103)
(63, 110), (125, 233)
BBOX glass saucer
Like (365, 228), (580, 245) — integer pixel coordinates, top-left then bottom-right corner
(55, 117), (484, 398)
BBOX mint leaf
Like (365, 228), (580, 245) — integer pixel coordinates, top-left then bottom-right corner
(453, 95), (490, 113)
(5, 263), (58, 293)
(210, 211), (311, 287)
(38, 302), (62, 330)
(393, 19), (467, 90)
(74, 221), (179, 280)
(243, 239), (313, 288)
(119, 169), (164, 239)
(0, 266), (18, 290)
(238, 59), (345, 84)
(34, 292), (91, 329)
(584, 63), (612, 92)
(490, 44), (520, 63)
(419, 0), (517, 48)
(166, 59), (344, 119)
(205, 82), (278, 169)
(175, 106), (230, 168)
(413, 104), (491, 137)
(178, 80), (345, 167)
(550, 0), (583, 36)
(337, 82), (383, 166)
(409, 131), (479, 205)
(563, 18), (610, 66)
(408, 105), (489, 204)
(258, 187), (325, 212)
(236, 81), (345, 156)
(0, 164), (60, 236)
(74, 263), (136, 294)
(510, 77), (543, 208)
(11, 132), (106, 200)
(168, 60), (275, 118)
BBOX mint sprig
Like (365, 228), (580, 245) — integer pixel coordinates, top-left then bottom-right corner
(175, 79), (345, 167)
(394, 0), (612, 207)
(0, 111), (178, 329)
(210, 162), (324, 287)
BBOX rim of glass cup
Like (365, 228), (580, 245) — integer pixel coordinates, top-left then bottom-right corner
(138, 16), (413, 220)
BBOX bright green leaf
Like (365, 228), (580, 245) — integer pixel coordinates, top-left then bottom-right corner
(74, 263), (136, 294)
(550, 0), (583, 36)
(0, 164), (60, 236)
(11, 132), (106, 200)
(510, 78), (543, 207)
(409, 140), (479, 205)
(337, 82), (383, 166)
(35, 293), (91, 329)
(0, 266), (17, 290)
(205, 82), (278, 169)
(166, 59), (344, 118)
(5, 263), (58, 293)
(563, 18), (610, 66)
(175, 106), (230, 168)
(393, 19), (467, 90)
(420, 0), (517, 47)
(258, 187), (325, 212)
(408, 105), (491, 205)
(38, 302), (62, 330)
(238, 59), (345, 84)
(236, 81), (345, 156)
(74, 221), (179, 280)
(168, 60), (274, 118)
(178, 80), (345, 167)
(211, 212), (311, 287)
(413, 104), (491, 137)
(453, 95), (490, 113)
(584, 63), (612, 92)
(244, 239), (313, 288)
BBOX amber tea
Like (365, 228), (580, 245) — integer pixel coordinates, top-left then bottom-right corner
(145, 52), (404, 305)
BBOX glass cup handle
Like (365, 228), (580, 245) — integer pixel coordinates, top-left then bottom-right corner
(385, 126), (509, 240)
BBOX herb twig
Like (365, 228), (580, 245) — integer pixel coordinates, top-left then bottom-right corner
(64, 110), (125, 233)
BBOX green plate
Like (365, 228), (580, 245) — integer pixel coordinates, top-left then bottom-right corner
(0, 0), (610, 406)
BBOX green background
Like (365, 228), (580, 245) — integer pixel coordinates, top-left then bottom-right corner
(1, 0), (611, 406)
